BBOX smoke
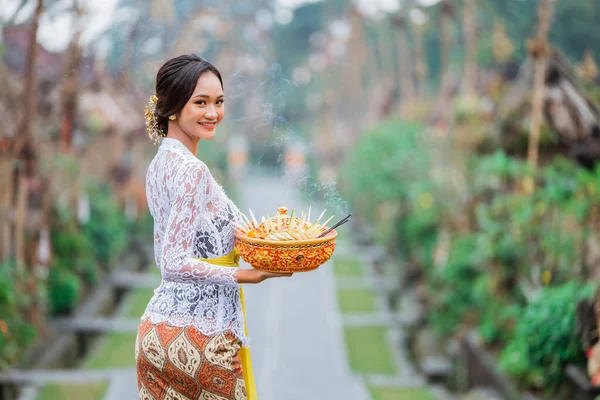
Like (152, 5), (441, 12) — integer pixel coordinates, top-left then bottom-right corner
(227, 56), (350, 216)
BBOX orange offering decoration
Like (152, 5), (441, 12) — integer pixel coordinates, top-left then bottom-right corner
(235, 206), (337, 273)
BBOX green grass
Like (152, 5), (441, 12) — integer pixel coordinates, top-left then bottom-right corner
(83, 332), (137, 369)
(337, 289), (377, 313)
(83, 286), (153, 369)
(369, 386), (437, 400)
(147, 265), (161, 276)
(36, 382), (108, 400)
(344, 326), (397, 375)
(333, 257), (364, 277)
(125, 288), (155, 318)
(38, 273), (158, 398)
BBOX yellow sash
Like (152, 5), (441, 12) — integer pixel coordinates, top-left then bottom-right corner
(200, 249), (257, 400)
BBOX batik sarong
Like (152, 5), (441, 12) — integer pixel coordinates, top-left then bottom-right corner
(136, 319), (247, 399)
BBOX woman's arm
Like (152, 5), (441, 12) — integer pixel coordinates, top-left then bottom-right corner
(160, 162), (240, 286)
(161, 162), (290, 285)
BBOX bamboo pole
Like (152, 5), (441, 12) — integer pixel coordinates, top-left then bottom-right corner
(350, 8), (367, 115)
(413, 20), (427, 99)
(463, 0), (477, 95)
(392, 14), (416, 110)
(439, 0), (454, 93)
(526, 0), (556, 175)
(14, 171), (28, 267)
(0, 158), (13, 262)
(60, 0), (84, 153)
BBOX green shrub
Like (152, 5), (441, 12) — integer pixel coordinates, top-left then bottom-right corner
(0, 260), (38, 369)
(339, 119), (442, 269)
(82, 182), (128, 270)
(499, 281), (595, 390)
(51, 223), (98, 286)
(428, 234), (480, 336)
(47, 265), (82, 315)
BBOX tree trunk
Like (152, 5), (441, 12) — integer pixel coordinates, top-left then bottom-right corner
(14, 0), (44, 176)
(119, 19), (142, 91)
(60, 0), (84, 153)
(0, 159), (13, 262)
(413, 20), (427, 98)
(14, 171), (29, 268)
(393, 14), (416, 110)
(349, 8), (367, 128)
(527, 0), (556, 174)
(463, 0), (477, 95)
(13, 0), (44, 269)
(439, 0), (454, 93)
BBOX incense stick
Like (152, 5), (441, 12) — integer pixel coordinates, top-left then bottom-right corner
(317, 213), (352, 238)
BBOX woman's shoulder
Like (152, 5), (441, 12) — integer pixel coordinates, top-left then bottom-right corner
(176, 157), (216, 191)
(186, 157), (210, 175)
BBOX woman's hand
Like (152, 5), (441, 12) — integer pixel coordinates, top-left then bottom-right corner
(235, 269), (292, 284)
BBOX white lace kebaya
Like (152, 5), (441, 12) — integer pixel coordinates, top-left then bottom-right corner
(142, 137), (247, 345)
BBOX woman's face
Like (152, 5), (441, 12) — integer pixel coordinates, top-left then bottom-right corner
(176, 72), (224, 141)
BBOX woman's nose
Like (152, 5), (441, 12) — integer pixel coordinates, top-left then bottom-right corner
(205, 105), (218, 119)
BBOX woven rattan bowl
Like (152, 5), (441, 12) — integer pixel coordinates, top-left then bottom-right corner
(234, 229), (337, 273)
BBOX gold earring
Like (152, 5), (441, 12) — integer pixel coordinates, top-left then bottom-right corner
(169, 115), (177, 121)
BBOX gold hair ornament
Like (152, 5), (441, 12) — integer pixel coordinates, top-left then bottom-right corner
(144, 95), (166, 144)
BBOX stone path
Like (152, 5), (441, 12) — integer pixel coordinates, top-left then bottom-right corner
(239, 172), (371, 400)
(332, 238), (455, 400)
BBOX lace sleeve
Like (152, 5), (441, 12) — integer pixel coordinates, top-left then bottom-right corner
(160, 162), (239, 287)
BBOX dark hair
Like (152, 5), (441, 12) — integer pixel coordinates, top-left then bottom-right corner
(154, 54), (223, 134)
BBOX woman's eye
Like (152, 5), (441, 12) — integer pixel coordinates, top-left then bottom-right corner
(196, 101), (206, 106)
(217, 99), (224, 105)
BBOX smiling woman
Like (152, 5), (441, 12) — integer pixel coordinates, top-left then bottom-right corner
(138, 54), (292, 400)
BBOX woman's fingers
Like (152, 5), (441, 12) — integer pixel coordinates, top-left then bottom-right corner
(260, 271), (293, 280)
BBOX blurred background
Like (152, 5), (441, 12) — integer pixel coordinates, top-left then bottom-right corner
(2, 0), (600, 399)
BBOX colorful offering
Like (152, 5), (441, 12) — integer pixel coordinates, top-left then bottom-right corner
(234, 206), (340, 273)
(237, 206), (335, 240)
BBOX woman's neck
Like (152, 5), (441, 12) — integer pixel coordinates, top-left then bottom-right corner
(166, 122), (199, 156)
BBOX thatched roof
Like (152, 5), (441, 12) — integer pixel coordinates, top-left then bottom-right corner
(78, 89), (142, 136)
(544, 51), (600, 143)
(497, 49), (600, 145)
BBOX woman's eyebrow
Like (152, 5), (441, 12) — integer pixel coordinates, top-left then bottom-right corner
(192, 93), (225, 99)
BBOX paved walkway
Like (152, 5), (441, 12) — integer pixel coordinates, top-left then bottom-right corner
(239, 172), (371, 400)
(333, 241), (455, 400)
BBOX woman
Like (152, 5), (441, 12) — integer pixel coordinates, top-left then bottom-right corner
(136, 54), (290, 400)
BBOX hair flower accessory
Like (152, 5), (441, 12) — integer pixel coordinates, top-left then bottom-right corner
(144, 94), (166, 144)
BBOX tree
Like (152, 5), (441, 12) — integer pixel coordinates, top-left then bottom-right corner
(13, 0), (44, 269)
